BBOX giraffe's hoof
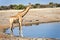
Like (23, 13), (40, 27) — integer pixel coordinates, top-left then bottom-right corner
(21, 33), (23, 37)
(19, 34), (23, 37)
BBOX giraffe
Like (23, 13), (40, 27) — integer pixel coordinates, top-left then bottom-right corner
(9, 3), (32, 37)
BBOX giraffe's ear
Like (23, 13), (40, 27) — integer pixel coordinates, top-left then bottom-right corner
(28, 3), (32, 5)
(28, 3), (32, 8)
(29, 3), (31, 5)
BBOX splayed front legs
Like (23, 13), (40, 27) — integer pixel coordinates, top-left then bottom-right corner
(19, 18), (23, 37)
(10, 21), (23, 37)
(9, 17), (23, 37)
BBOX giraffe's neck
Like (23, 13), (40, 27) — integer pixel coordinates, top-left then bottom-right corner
(16, 4), (31, 17)
(21, 5), (31, 17)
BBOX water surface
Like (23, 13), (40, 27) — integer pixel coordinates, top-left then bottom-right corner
(5, 22), (60, 38)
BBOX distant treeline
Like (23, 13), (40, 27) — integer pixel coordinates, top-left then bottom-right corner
(0, 2), (60, 10)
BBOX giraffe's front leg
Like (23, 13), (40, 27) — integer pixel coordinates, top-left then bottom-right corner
(19, 18), (23, 37)
(9, 18), (14, 36)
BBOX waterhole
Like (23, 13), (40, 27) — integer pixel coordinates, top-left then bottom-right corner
(5, 22), (60, 38)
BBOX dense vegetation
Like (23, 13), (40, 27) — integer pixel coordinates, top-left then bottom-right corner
(0, 2), (60, 10)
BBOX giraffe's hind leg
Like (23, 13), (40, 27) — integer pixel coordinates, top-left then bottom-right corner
(9, 18), (14, 36)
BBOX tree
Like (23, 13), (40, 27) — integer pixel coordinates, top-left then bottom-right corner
(57, 4), (60, 7)
(17, 4), (25, 9)
(33, 3), (40, 8)
(49, 2), (54, 8)
(9, 4), (18, 9)
(0, 6), (9, 10)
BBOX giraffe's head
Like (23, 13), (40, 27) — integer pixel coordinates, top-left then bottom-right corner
(28, 3), (32, 8)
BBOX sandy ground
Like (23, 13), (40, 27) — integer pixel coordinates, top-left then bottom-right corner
(0, 8), (60, 40)
(0, 32), (60, 40)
